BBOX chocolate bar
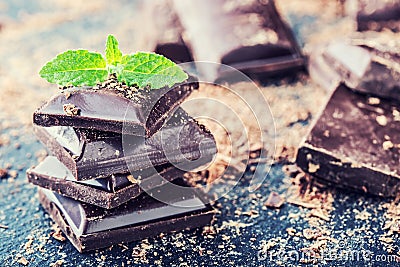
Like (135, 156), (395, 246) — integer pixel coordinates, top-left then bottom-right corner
(28, 156), (190, 209)
(38, 182), (215, 252)
(139, 0), (193, 64)
(296, 85), (400, 197)
(172, 0), (304, 78)
(357, 1), (400, 32)
(310, 39), (400, 101)
(34, 79), (198, 136)
(33, 108), (217, 180)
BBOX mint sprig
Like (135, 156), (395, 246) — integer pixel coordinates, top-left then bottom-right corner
(39, 35), (188, 89)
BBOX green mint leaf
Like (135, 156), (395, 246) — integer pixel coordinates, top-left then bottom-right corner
(105, 34), (122, 66)
(39, 50), (107, 86)
(118, 52), (188, 89)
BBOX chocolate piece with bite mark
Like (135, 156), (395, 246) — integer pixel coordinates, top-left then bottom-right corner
(296, 85), (400, 197)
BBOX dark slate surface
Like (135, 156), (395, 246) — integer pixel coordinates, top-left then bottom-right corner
(0, 124), (398, 267)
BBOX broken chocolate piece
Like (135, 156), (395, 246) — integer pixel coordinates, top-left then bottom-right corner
(38, 182), (215, 252)
(33, 78), (198, 136)
(172, 0), (304, 79)
(264, 191), (285, 208)
(310, 40), (400, 101)
(296, 85), (400, 197)
(28, 156), (190, 209)
(33, 108), (217, 180)
(357, 1), (400, 32)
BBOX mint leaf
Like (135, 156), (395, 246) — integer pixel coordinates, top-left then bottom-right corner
(118, 52), (188, 89)
(39, 36), (188, 89)
(39, 50), (107, 86)
(105, 34), (122, 66)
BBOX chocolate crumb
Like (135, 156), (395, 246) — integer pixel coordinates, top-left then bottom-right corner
(63, 103), (80, 116)
(51, 225), (66, 242)
(303, 228), (322, 240)
(64, 91), (71, 99)
(376, 115), (388, 126)
(17, 256), (29, 266)
(127, 175), (138, 184)
(0, 168), (8, 179)
(8, 170), (18, 178)
(309, 209), (330, 221)
(264, 192), (285, 208)
(50, 260), (64, 267)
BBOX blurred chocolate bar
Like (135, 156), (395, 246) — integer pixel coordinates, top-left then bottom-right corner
(309, 34), (400, 101)
(140, 0), (193, 63)
(356, 1), (400, 32)
(138, 0), (193, 63)
(172, 0), (304, 79)
(296, 85), (400, 197)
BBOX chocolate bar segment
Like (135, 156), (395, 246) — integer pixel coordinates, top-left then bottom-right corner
(172, 0), (304, 78)
(140, 0), (194, 64)
(38, 184), (215, 252)
(310, 39), (400, 101)
(296, 85), (400, 197)
(27, 156), (189, 209)
(33, 108), (217, 180)
(34, 79), (198, 136)
(357, 1), (400, 32)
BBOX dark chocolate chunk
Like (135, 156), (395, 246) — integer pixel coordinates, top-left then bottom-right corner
(0, 168), (8, 179)
(33, 78), (198, 136)
(27, 156), (191, 209)
(264, 191), (285, 209)
(172, 0), (304, 78)
(33, 108), (217, 180)
(296, 85), (400, 197)
(310, 40), (400, 102)
(357, 1), (400, 32)
(38, 183), (215, 252)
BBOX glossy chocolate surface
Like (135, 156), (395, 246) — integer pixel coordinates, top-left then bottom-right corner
(311, 41), (400, 101)
(27, 156), (191, 209)
(296, 85), (400, 196)
(38, 184), (215, 252)
(33, 108), (217, 180)
(33, 78), (198, 136)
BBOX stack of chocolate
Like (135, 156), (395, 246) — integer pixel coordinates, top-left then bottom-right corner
(27, 78), (217, 252)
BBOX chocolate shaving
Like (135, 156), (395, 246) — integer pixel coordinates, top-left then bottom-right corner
(63, 104), (80, 116)
(0, 168), (8, 179)
(264, 191), (285, 208)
